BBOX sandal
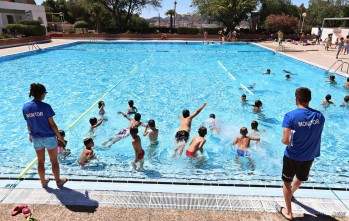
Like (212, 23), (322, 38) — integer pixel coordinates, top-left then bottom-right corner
(22, 207), (32, 218)
(11, 204), (28, 216)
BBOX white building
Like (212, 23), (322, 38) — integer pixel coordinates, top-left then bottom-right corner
(0, 0), (47, 34)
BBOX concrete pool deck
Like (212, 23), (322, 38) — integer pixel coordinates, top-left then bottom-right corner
(0, 39), (348, 220)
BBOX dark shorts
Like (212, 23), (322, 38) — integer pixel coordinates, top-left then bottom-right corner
(137, 150), (145, 161)
(175, 130), (190, 143)
(282, 155), (313, 182)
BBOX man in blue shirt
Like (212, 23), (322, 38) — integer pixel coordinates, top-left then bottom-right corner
(276, 87), (325, 220)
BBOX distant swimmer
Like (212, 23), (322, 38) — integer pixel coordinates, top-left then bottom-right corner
(251, 120), (266, 134)
(232, 127), (260, 157)
(328, 75), (337, 85)
(127, 100), (138, 116)
(79, 138), (96, 166)
(239, 83), (256, 90)
(322, 94), (336, 106)
(253, 100), (263, 112)
(340, 95), (349, 107)
(283, 70), (298, 75)
(286, 74), (291, 80)
(344, 78), (349, 87)
(186, 126), (207, 158)
(203, 114), (222, 135)
(263, 69), (271, 75)
(143, 119), (159, 147)
(89, 117), (106, 137)
(98, 101), (106, 116)
(241, 94), (247, 103)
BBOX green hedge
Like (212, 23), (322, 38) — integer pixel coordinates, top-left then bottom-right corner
(4, 24), (46, 36)
(178, 27), (200, 34)
(19, 20), (42, 26)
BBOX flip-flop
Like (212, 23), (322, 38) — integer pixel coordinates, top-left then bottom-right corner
(22, 207), (31, 218)
(56, 178), (68, 188)
(11, 204), (28, 216)
(275, 204), (293, 221)
(42, 177), (50, 188)
(26, 217), (38, 221)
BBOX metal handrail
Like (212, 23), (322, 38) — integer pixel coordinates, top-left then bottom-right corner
(326, 60), (349, 74)
(27, 42), (41, 50)
(275, 45), (285, 52)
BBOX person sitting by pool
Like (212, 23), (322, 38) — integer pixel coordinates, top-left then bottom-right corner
(143, 119), (159, 147)
(253, 100), (263, 112)
(160, 33), (167, 40)
(232, 127), (260, 157)
(127, 100), (138, 116)
(186, 126), (207, 158)
(328, 75), (337, 85)
(89, 117), (105, 137)
(203, 114), (222, 135)
(344, 77), (349, 87)
(130, 127), (145, 171)
(285, 74), (291, 80)
(173, 102), (207, 156)
(102, 112), (145, 148)
(340, 95), (349, 107)
(322, 94), (336, 106)
(79, 138), (96, 166)
(263, 69), (271, 75)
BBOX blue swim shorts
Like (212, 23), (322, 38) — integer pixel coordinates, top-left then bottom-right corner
(32, 136), (57, 151)
(237, 149), (250, 157)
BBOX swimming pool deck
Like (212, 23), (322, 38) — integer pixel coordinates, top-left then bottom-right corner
(1, 39), (348, 220)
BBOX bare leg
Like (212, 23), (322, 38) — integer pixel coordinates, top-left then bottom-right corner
(35, 149), (47, 187)
(137, 159), (144, 171)
(102, 137), (113, 146)
(47, 148), (67, 187)
(178, 142), (186, 155)
(131, 160), (137, 170)
(282, 181), (294, 220)
(291, 177), (302, 194)
(107, 137), (122, 148)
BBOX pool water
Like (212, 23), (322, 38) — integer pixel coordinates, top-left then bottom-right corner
(0, 42), (348, 187)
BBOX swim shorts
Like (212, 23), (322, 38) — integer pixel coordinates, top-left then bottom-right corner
(32, 136), (57, 151)
(115, 128), (130, 138)
(186, 150), (196, 158)
(137, 150), (145, 160)
(175, 130), (189, 143)
(282, 155), (313, 182)
(237, 149), (250, 157)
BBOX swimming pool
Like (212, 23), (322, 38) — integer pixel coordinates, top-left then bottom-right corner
(0, 42), (348, 188)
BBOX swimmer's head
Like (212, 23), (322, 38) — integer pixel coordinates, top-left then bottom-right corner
(209, 114), (215, 119)
(198, 126), (207, 137)
(267, 69), (270, 73)
(254, 100), (262, 107)
(134, 113), (141, 121)
(98, 101), (104, 108)
(128, 100), (134, 107)
(183, 109), (190, 118)
(344, 95), (349, 102)
(83, 137), (94, 147)
(148, 119), (155, 127)
(325, 94), (332, 101)
(89, 117), (97, 126)
(347, 77), (349, 82)
(286, 74), (290, 79)
(130, 127), (138, 136)
(295, 87), (311, 104)
(241, 94), (246, 100)
(251, 121), (258, 130)
(329, 75), (335, 81)
(240, 127), (248, 136)
(29, 83), (47, 99)
(59, 130), (65, 137)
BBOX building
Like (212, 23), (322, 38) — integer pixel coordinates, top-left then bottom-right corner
(0, 0), (47, 34)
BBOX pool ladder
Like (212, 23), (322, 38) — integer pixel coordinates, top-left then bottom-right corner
(326, 59), (349, 74)
(27, 42), (41, 50)
(275, 45), (285, 52)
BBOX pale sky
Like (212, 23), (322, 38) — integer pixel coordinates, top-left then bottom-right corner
(35, 0), (309, 19)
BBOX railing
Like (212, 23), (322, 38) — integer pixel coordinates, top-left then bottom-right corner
(27, 42), (41, 50)
(275, 45), (285, 52)
(89, 38), (97, 42)
(326, 59), (349, 74)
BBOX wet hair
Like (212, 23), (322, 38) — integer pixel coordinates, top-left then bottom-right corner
(198, 126), (207, 137)
(182, 109), (190, 118)
(295, 87), (311, 103)
(251, 121), (258, 130)
(89, 117), (97, 126)
(98, 101), (104, 108)
(344, 95), (349, 102)
(59, 130), (65, 137)
(128, 100), (134, 107)
(240, 127), (248, 136)
(134, 113), (141, 121)
(254, 100), (262, 107)
(148, 119), (155, 127)
(340, 37), (344, 40)
(267, 69), (270, 72)
(286, 74), (290, 78)
(130, 127), (138, 135)
(347, 77), (349, 82)
(83, 138), (93, 146)
(29, 83), (46, 99)
(329, 75), (335, 81)
(241, 94), (246, 98)
(325, 94), (332, 101)
(209, 114), (215, 119)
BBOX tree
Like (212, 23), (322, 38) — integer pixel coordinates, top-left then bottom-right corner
(74, 21), (89, 33)
(259, 0), (299, 26)
(165, 9), (175, 28)
(192, 0), (258, 31)
(264, 13), (299, 34)
(94, 0), (161, 32)
(307, 0), (344, 27)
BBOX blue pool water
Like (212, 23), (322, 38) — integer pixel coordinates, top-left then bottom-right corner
(0, 42), (348, 187)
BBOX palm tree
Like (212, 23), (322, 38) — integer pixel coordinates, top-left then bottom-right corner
(165, 9), (176, 28)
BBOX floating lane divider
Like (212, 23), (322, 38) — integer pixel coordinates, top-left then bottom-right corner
(218, 60), (236, 80)
(240, 83), (254, 96)
(129, 67), (138, 74)
(18, 79), (124, 179)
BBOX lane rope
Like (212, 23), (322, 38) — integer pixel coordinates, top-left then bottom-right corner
(218, 60), (236, 80)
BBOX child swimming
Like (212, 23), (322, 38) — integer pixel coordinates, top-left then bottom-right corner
(232, 127), (260, 157)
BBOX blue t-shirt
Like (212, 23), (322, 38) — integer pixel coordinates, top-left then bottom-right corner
(22, 101), (56, 137)
(282, 107), (325, 161)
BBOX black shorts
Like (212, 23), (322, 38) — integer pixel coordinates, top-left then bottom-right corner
(175, 130), (189, 143)
(282, 155), (313, 182)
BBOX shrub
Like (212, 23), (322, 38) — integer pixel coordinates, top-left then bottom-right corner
(74, 21), (89, 34)
(4, 24), (27, 35)
(264, 13), (299, 34)
(68, 29), (76, 34)
(178, 27), (200, 34)
(4, 24), (45, 37)
(19, 20), (42, 26)
(0, 33), (11, 39)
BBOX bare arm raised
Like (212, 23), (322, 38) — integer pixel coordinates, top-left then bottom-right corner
(189, 102), (207, 119)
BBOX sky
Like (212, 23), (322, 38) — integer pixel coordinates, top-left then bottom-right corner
(35, 0), (309, 18)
